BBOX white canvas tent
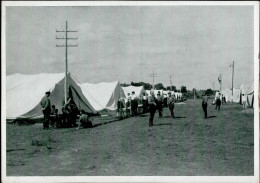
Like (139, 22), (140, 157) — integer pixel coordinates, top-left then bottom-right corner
(79, 81), (125, 111)
(174, 92), (182, 99)
(122, 86), (146, 98)
(220, 88), (241, 103)
(241, 82), (254, 108)
(6, 73), (97, 119)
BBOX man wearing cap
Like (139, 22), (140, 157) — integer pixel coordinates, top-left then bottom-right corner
(41, 91), (51, 130)
(167, 92), (175, 118)
(148, 90), (157, 126)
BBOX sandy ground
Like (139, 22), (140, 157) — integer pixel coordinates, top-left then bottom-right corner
(6, 99), (254, 176)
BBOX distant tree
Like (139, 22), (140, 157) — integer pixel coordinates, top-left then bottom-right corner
(166, 85), (177, 91)
(205, 89), (214, 96)
(121, 83), (130, 87)
(143, 83), (152, 90)
(154, 83), (165, 90)
(181, 86), (187, 93)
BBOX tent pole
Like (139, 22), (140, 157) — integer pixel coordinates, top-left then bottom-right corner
(56, 21), (78, 104)
(65, 21), (68, 104)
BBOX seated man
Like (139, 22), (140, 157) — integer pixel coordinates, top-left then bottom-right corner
(78, 110), (92, 129)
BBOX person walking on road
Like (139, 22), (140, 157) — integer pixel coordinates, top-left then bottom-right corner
(148, 90), (157, 127)
(156, 91), (164, 117)
(202, 93), (208, 119)
(215, 92), (221, 111)
(167, 92), (175, 118)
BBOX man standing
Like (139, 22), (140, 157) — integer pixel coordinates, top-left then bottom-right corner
(242, 94), (247, 109)
(156, 91), (163, 117)
(215, 92), (221, 111)
(142, 92), (148, 114)
(41, 91), (51, 130)
(167, 92), (175, 118)
(148, 90), (157, 127)
(131, 91), (138, 116)
(202, 93), (208, 119)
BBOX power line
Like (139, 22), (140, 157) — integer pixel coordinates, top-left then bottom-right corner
(56, 21), (78, 104)
(149, 70), (157, 90)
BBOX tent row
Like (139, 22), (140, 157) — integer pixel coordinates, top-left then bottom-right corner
(7, 73), (97, 119)
(216, 81), (254, 108)
(7, 73), (183, 120)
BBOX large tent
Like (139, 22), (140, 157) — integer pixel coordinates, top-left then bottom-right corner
(122, 85), (146, 98)
(220, 88), (241, 103)
(241, 82), (254, 108)
(79, 81), (125, 111)
(6, 73), (97, 119)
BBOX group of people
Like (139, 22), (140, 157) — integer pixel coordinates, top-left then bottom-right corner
(40, 91), (91, 130)
(117, 91), (148, 119)
(40, 89), (181, 129)
(202, 92), (224, 119)
(147, 90), (176, 127)
(117, 90), (177, 121)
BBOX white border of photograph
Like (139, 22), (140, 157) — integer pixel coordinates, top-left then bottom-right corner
(1, 1), (259, 183)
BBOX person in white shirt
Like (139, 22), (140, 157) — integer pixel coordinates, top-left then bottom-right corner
(215, 92), (221, 111)
(242, 94), (247, 109)
(142, 92), (148, 114)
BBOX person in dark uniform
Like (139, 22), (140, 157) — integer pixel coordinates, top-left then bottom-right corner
(40, 91), (51, 130)
(131, 91), (138, 116)
(167, 92), (175, 118)
(202, 93), (208, 119)
(156, 91), (163, 117)
(70, 102), (78, 127)
(148, 90), (157, 127)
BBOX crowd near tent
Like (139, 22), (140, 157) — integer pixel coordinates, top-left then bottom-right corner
(79, 81), (125, 111)
(6, 73), (97, 119)
(122, 85), (146, 98)
(154, 89), (164, 97)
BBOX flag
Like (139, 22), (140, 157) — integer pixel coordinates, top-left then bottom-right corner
(218, 74), (222, 84)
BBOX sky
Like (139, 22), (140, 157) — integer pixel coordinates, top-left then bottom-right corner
(6, 6), (254, 90)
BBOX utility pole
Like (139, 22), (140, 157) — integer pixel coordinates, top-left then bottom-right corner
(231, 61), (234, 103)
(169, 75), (173, 91)
(56, 21), (78, 104)
(149, 70), (157, 90)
